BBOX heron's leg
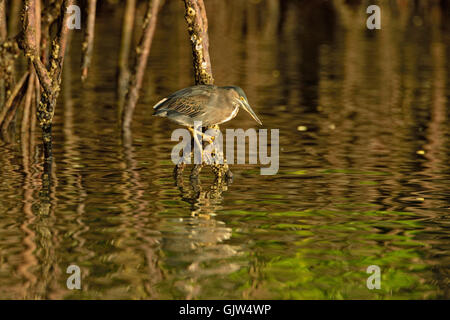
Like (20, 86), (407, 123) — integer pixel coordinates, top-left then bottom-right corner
(189, 128), (213, 168)
(187, 127), (204, 179)
(197, 126), (217, 165)
(188, 127), (201, 154)
(188, 126), (208, 165)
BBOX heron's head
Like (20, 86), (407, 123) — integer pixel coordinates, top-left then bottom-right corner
(226, 86), (262, 125)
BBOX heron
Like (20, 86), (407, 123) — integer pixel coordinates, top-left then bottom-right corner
(152, 85), (262, 163)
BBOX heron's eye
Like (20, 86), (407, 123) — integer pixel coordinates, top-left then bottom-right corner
(240, 96), (245, 101)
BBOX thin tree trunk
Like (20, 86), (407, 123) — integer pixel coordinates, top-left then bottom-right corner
(0, 0), (6, 108)
(21, 0), (39, 155)
(7, 0), (21, 36)
(0, 0), (6, 40)
(181, 0), (231, 180)
(29, 0), (40, 159)
(21, 73), (34, 138)
(0, 2), (19, 114)
(122, 0), (160, 130)
(117, 0), (136, 120)
(30, 81), (38, 156)
(183, 0), (213, 85)
(0, 74), (29, 137)
(81, 0), (97, 82)
(20, 0), (73, 166)
(40, 0), (61, 66)
(0, 71), (29, 128)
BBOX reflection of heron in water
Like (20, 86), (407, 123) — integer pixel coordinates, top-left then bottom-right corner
(160, 174), (242, 298)
(174, 173), (230, 238)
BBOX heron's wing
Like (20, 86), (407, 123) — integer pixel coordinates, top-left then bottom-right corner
(153, 86), (215, 119)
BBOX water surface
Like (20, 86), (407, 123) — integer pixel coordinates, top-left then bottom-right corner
(0, 1), (448, 299)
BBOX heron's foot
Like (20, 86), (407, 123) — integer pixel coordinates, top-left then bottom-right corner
(202, 132), (215, 144)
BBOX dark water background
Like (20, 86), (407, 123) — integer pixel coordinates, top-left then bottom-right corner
(0, 0), (449, 299)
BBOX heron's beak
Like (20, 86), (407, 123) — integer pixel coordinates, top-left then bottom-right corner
(238, 99), (262, 125)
